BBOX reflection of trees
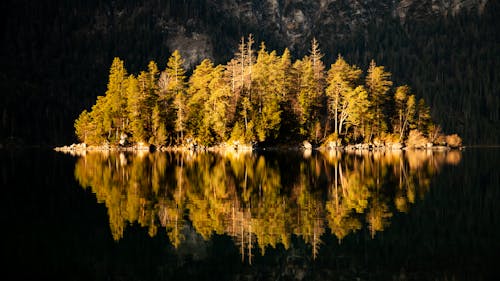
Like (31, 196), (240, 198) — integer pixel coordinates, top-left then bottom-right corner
(74, 149), (460, 260)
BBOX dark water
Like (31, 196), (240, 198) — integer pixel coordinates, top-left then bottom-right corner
(1, 148), (499, 281)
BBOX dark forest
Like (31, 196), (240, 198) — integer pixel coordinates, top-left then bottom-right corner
(1, 0), (498, 146)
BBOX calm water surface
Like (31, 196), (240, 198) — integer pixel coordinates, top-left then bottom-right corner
(1, 148), (499, 280)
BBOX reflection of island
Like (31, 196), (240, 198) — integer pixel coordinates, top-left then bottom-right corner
(74, 150), (461, 262)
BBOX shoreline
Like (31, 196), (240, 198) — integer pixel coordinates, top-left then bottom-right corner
(54, 141), (463, 153)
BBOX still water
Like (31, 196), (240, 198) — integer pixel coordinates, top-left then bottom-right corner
(1, 148), (499, 280)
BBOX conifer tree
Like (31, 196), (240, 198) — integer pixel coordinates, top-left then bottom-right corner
(252, 43), (283, 141)
(366, 60), (393, 140)
(98, 57), (129, 143)
(345, 86), (370, 139)
(187, 59), (215, 139)
(293, 38), (326, 141)
(207, 64), (231, 142)
(127, 73), (148, 142)
(417, 98), (432, 135)
(163, 50), (187, 143)
(294, 57), (315, 137)
(151, 104), (167, 147)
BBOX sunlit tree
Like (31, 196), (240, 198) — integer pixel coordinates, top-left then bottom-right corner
(366, 60), (393, 140)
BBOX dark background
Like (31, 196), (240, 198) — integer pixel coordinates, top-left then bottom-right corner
(1, 148), (499, 280)
(1, 0), (499, 146)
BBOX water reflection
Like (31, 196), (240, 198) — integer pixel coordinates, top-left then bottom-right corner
(73, 149), (461, 262)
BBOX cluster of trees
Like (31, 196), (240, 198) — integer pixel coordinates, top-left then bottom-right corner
(74, 149), (460, 258)
(76, 36), (441, 147)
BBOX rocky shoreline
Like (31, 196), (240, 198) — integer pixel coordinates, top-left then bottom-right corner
(54, 140), (462, 154)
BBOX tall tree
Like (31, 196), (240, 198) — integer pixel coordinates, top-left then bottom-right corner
(207, 64), (231, 143)
(151, 104), (167, 147)
(344, 86), (370, 139)
(252, 43), (283, 141)
(326, 55), (362, 136)
(164, 50), (187, 143)
(366, 60), (393, 140)
(104, 57), (128, 143)
(127, 73), (148, 142)
(417, 98), (432, 135)
(294, 56), (316, 138)
(394, 85), (416, 142)
(187, 59), (215, 138)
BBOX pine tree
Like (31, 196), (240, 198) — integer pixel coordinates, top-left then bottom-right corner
(187, 58), (215, 139)
(151, 104), (167, 147)
(207, 64), (231, 142)
(127, 73), (148, 142)
(102, 57), (128, 143)
(163, 50), (187, 143)
(345, 86), (370, 139)
(417, 98), (432, 135)
(366, 60), (393, 140)
(252, 43), (283, 141)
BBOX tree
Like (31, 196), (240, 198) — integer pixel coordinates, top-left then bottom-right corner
(251, 44), (283, 141)
(187, 58), (216, 139)
(394, 85), (416, 142)
(326, 55), (362, 137)
(344, 86), (370, 138)
(294, 56), (319, 139)
(186, 59), (231, 145)
(163, 50), (187, 143)
(207, 65), (231, 142)
(417, 98), (432, 135)
(127, 73), (148, 142)
(366, 60), (393, 140)
(151, 104), (167, 147)
(74, 110), (93, 144)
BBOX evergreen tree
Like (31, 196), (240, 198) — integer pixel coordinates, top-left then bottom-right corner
(366, 60), (393, 140)
(417, 98), (432, 135)
(163, 50), (187, 143)
(104, 57), (129, 142)
(127, 73), (148, 142)
(294, 56), (318, 140)
(252, 43), (283, 141)
(207, 64), (231, 143)
(151, 104), (167, 147)
(187, 59), (216, 140)
(345, 86), (371, 140)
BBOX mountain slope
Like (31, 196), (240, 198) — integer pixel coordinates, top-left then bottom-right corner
(1, 0), (498, 145)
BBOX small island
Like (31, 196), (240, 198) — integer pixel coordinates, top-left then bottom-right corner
(56, 35), (462, 153)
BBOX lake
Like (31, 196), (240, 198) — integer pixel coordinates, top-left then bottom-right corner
(1, 148), (499, 281)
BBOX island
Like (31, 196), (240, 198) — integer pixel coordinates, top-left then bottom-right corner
(56, 35), (462, 153)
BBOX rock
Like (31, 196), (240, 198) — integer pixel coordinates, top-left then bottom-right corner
(302, 141), (312, 150)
